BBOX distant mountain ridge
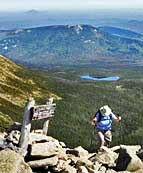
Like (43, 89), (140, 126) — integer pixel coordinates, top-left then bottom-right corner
(26, 9), (39, 14)
(98, 26), (142, 40)
(0, 24), (143, 67)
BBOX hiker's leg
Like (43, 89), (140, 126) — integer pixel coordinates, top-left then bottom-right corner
(105, 140), (110, 147)
(104, 130), (112, 147)
(97, 131), (105, 148)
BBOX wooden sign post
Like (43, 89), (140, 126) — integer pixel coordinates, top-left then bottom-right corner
(18, 98), (35, 156)
(18, 97), (56, 156)
(32, 98), (56, 135)
(43, 98), (55, 135)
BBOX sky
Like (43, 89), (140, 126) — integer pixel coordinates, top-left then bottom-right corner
(0, 0), (143, 11)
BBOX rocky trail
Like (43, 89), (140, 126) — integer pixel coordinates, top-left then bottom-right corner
(0, 126), (143, 173)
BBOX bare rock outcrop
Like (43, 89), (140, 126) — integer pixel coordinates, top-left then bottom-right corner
(1, 131), (143, 173)
(27, 134), (143, 173)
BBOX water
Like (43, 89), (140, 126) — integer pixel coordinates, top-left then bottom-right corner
(80, 75), (120, 81)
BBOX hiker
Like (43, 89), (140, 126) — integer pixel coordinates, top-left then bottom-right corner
(91, 105), (121, 149)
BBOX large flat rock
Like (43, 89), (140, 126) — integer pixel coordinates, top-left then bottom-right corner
(31, 141), (62, 158)
(28, 156), (58, 168)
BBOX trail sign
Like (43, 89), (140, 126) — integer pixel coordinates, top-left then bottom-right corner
(32, 103), (56, 120)
(19, 98), (56, 156)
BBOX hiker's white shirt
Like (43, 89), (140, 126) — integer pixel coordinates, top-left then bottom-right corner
(96, 112), (117, 131)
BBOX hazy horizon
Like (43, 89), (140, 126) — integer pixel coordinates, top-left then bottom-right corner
(0, 2), (143, 30)
(0, 0), (143, 12)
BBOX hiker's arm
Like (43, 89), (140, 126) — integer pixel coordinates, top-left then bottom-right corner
(91, 116), (97, 125)
(115, 116), (121, 123)
(111, 113), (121, 123)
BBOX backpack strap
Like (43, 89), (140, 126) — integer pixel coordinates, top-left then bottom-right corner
(96, 110), (102, 122)
(96, 111), (112, 122)
(109, 114), (112, 120)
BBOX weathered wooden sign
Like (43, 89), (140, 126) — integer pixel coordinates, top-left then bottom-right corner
(32, 103), (56, 120)
(18, 98), (56, 156)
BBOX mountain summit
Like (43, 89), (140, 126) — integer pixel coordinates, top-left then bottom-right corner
(26, 9), (39, 14)
(0, 24), (143, 67)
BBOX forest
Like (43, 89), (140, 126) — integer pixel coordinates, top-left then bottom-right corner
(1, 55), (143, 151)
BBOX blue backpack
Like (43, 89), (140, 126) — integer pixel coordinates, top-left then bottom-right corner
(96, 110), (112, 122)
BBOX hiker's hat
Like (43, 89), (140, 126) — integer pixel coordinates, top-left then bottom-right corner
(100, 105), (111, 116)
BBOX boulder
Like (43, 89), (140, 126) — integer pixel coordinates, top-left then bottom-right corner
(87, 167), (96, 173)
(78, 166), (89, 173)
(118, 170), (143, 173)
(30, 134), (66, 159)
(0, 149), (32, 173)
(66, 155), (79, 165)
(134, 169), (143, 173)
(66, 146), (89, 163)
(6, 122), (22, 133)
(59, 141), (66, 148)
(74, 146), (89, 158)
(0, 135), (7, 150)
(30, 133), (63, 146)
(0, 132), (6, 139)
(53, 159), (75, 172)
(66, 146), (89, 158)
(28, 155), (58, 168)
(137, 147), (143, 161)
(115, 145), (143, 172)
(57, 147), (68, 160)
(63, 164), (77, 173)
(92, 146), (118, 167)
(99, 166), (106, 173)
(30, 133), (66, 149)
(31, 141), (60, 158)
(66, 149), (79, 157)
(76, 157), (93, 168)
(119, 145), (141, 154)
(92, 161), (102, 171)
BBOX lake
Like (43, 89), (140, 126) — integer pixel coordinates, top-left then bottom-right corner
(80, 75), (120, 81)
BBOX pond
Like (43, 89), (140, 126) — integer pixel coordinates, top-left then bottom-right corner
(80, 75), (120, 81)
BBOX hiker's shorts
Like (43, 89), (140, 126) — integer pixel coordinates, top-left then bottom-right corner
(97, 129), (112, 142)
